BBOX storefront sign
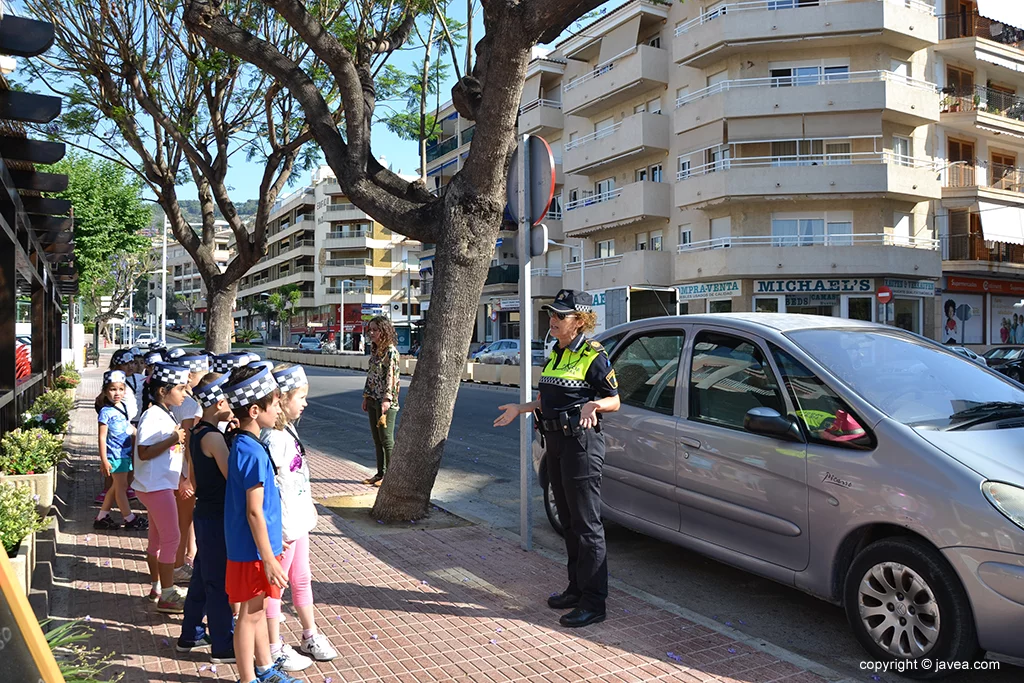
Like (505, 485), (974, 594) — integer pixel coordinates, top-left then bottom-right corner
(940, 293), (983, 344)
(754, 278), (873, 294)
(946, 276), (1024, 296)
(990, 295), (1024, 344)
(786, 294), (838, 307)
(498, 298), (520, 312)
(677, 280), (742, 301)
(883, 278), (935, 298)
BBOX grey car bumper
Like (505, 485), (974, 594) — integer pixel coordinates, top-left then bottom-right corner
(943, 546), (1024, 659)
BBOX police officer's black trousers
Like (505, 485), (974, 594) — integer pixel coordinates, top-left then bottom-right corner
(545, 427), (608, 613)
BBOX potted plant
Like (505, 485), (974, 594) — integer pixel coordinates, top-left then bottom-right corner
(0, 427), (65, 510)
(23, 389), (74, 436)
(1, 482), (47, 592)
(54, 368), (81, 399)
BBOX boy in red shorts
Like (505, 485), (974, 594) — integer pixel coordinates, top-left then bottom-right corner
(223, 362), (302, 683)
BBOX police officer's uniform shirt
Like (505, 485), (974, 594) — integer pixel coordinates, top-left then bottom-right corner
(539, 334), (618, 419)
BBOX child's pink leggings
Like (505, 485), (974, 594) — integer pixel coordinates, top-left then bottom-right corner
(265, 534), (312, 618)
(135, 489), (179, 563)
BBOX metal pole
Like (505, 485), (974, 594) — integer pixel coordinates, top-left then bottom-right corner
(340, 284), (345, 351)
(517, 134), (534, 551)
(128, 291), (134, 345)
(161, 216), (168, 345)
(579, 238), (585, 291)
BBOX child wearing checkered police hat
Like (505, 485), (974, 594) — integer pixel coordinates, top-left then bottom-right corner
(221, 362), (293, 683)
(134, 363), (191, 614)
(93, 370), (147, 532)
(261, 364), (337, 669)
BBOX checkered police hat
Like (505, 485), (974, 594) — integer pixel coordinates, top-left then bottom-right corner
(212, 352), (256, 373)
(103, 370), (127, 386)
(151, 363), (190, 386)
(224, 362), (279, 409)
(130, 346), (143, 356)
(167, 348), (187, 360)
(112, 349), (134, 365)
(144, 351), (164, 365)
(181, 354), (210, 373)
(272, 365), (307, 393)
(195, 373), (232, 409)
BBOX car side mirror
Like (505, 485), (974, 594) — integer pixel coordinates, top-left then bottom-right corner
(744, 407), (803, 442)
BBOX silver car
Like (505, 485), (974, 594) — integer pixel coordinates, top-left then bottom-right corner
(534, 314), (1024, 675)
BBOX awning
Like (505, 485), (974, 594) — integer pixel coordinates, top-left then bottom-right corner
(597, 15), (640, 65)
(977, 124), (1024, 139)
(979, 202), (1024, 245)
(977, 0), (1024, 32)
(977, 49), (1024, 74)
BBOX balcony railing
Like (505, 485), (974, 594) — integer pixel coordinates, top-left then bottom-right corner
(323, 203), (367, 216)
(531, 267), (563, 277)
(546, 207), (563, 221)
(324, 258), (372, 267)
(519, 98), (562, 114)
(563, 46), (638, 92)
(941, 86), (1024, 123)
(675, 70), (938, 108)
(326, 228), (371, 239)
(426, 135), (459, 162)
(461, 125), (476, 146)
(674, 0), (936, 36)
(565, 256), (624, 271)
(485, 264), (519, 285)
(565, 123), (621, 150)
(678, 233), (939, 252)
(564, 187), (622, 211)
(992, 163), (1024, 193)
(942, 233), (1024, 264)
(326, 285), (371, 295)
(939, 11), (1024, 48)
(676, 151), (938, 180)
(421, 280), (433, 295)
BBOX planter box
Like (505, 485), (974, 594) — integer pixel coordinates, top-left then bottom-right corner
(1, 467), (56, 512)
(8, 534), (32, 594)
(499, 365), (520, 387)
(462, 363), (474, 382)
(64, 388), (76, 401)
(404, 359), (417, 376)
(474, 364), (500, 384)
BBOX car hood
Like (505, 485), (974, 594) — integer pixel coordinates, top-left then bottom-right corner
(915, 427), (1024, 484)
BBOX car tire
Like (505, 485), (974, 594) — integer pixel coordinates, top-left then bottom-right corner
(843, 537), (980, 679)
(543, 476), (564, 537)
(504, 358), (514, 365)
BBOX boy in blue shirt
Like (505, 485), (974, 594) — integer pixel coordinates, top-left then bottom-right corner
(222, 362), (302, 683)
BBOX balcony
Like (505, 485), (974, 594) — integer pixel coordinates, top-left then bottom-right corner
(237, 266), (316, 298)
(675, 71), (939, 135)
(940, 86), (1024, 139)
(943, 162), (1024, 208)
(562, 45), (669, 118)
(565, 181), (672, 237)
(531, 267), (563, 297)
(484, 264), (519, 288)
(322, 227), (387, 250)
(564, 249), (673, 290)
(675, 152), (941, 209)
(321, 202), (370, 221)
(461, 125), (475, 146)
(426, 134), (460, 163)
(320, 258), (380, 277)
(942, 233), (1024, 278)
(675, 233), (940, 281)
(519, 99), (564, 137)
(673, 0), (938, 69)
(564, 112), (670, 176)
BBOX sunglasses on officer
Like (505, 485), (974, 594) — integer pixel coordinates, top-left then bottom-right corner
(552, 311), (577, 321)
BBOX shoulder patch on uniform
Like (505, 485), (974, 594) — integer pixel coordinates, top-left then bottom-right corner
(588, 340), (604, 351)
(606, 369), (618, 389)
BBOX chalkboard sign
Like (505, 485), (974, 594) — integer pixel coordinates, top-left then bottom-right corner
(0, 550), (63, 682)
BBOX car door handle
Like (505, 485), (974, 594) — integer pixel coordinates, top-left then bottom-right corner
(678, 436), (701, 449)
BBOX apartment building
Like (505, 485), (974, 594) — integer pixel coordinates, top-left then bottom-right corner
(234, 167), (421, 348)
(150, 220), (232, 329)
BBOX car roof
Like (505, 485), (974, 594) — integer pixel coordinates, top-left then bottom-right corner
(600, 313), (884, 337)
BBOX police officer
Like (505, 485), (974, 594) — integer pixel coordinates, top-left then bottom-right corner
(494, 289), (620, 628)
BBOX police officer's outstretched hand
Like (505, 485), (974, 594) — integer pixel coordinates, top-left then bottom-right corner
(494, 403), (521, 428)
(579, 401), (599, 429)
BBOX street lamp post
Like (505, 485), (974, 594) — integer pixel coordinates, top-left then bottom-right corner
(339, 279), (354, 350)
(548, 238), (585, 290)
(161, 215), (168, 345)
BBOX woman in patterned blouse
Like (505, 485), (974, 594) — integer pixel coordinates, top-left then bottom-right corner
(361, 316), (401, 486)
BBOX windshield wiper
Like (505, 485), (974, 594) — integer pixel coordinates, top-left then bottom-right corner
(946, 402), (1024, 431)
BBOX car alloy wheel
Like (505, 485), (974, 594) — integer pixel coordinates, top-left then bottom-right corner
(856, 561), (940, 658)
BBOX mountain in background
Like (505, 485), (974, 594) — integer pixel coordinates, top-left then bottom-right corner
(149, 200), (260, 230)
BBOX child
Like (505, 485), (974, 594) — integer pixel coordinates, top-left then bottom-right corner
(262, 365), (337, 670)
(223, 362), (302, 683)
(134, 362), (190, 613)
(177, 372), (237, 664)
(141, 350), (164, 413)
(171, 352), (210, 584)
(94, 370), (147, 531)
(94, 351), (140, 505)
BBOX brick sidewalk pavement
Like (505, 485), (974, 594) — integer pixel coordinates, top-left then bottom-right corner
(51, 356), (832, 683)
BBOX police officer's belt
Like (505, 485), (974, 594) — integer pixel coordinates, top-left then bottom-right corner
(541, 418), (562, 433)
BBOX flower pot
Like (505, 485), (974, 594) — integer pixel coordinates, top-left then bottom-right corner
(8, 536), (31, 594)
(1, 470), (54, 511)
(6, 537), (20, 559)
(64, 388), (76, 401)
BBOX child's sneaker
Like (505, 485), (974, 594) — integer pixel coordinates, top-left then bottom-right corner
(94, 490), (108, 505)
(272, 644), (313, 671)
(124, 515), (148, 530)
(173, 563), (193, 583)
(156, 587), (186, 614)
(210, 648), (236, 664)
(93, 516), (121, 530)
(176, 634), (212, 653)
(298, 633), (338, 662)
(126, 487), (138, 500)
(257, 668), (304, 683)
(146, 587), (161, 603)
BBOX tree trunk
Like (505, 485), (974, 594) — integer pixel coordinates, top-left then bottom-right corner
(371, 187), (503, 521)
(205, 280), (238, 354)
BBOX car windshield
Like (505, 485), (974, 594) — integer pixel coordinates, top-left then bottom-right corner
(532, 341), (545, 350)
(985, 347), (1023, 360)
(788, 328), (1024, 429)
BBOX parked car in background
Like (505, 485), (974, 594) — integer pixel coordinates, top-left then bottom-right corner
(476, 339), (546, 365)
(982, 346), (1024, 368)
(534, 313), (1024, 674)
(469, 343), (492, 361)
(250, 331), (266, 345)
(947, 345), (987, 366)
(297, 336), (322, 352)
(135, 332), (156, 345)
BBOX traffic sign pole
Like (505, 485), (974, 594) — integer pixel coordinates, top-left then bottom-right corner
(517, 134), (534, 551)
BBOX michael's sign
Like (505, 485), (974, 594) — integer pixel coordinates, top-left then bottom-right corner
(755, 279), (873, 294)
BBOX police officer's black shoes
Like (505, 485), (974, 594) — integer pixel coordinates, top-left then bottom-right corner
(547, 591), (581, 609)
(559, 607), (606, 628)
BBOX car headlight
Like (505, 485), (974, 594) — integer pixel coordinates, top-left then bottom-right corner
(983, 481), (1024, 530)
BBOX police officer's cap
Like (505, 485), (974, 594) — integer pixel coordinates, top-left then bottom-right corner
(542, 289), (593, 314)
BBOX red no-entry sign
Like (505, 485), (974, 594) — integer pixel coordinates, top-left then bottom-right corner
(877, 286), (893, 304)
